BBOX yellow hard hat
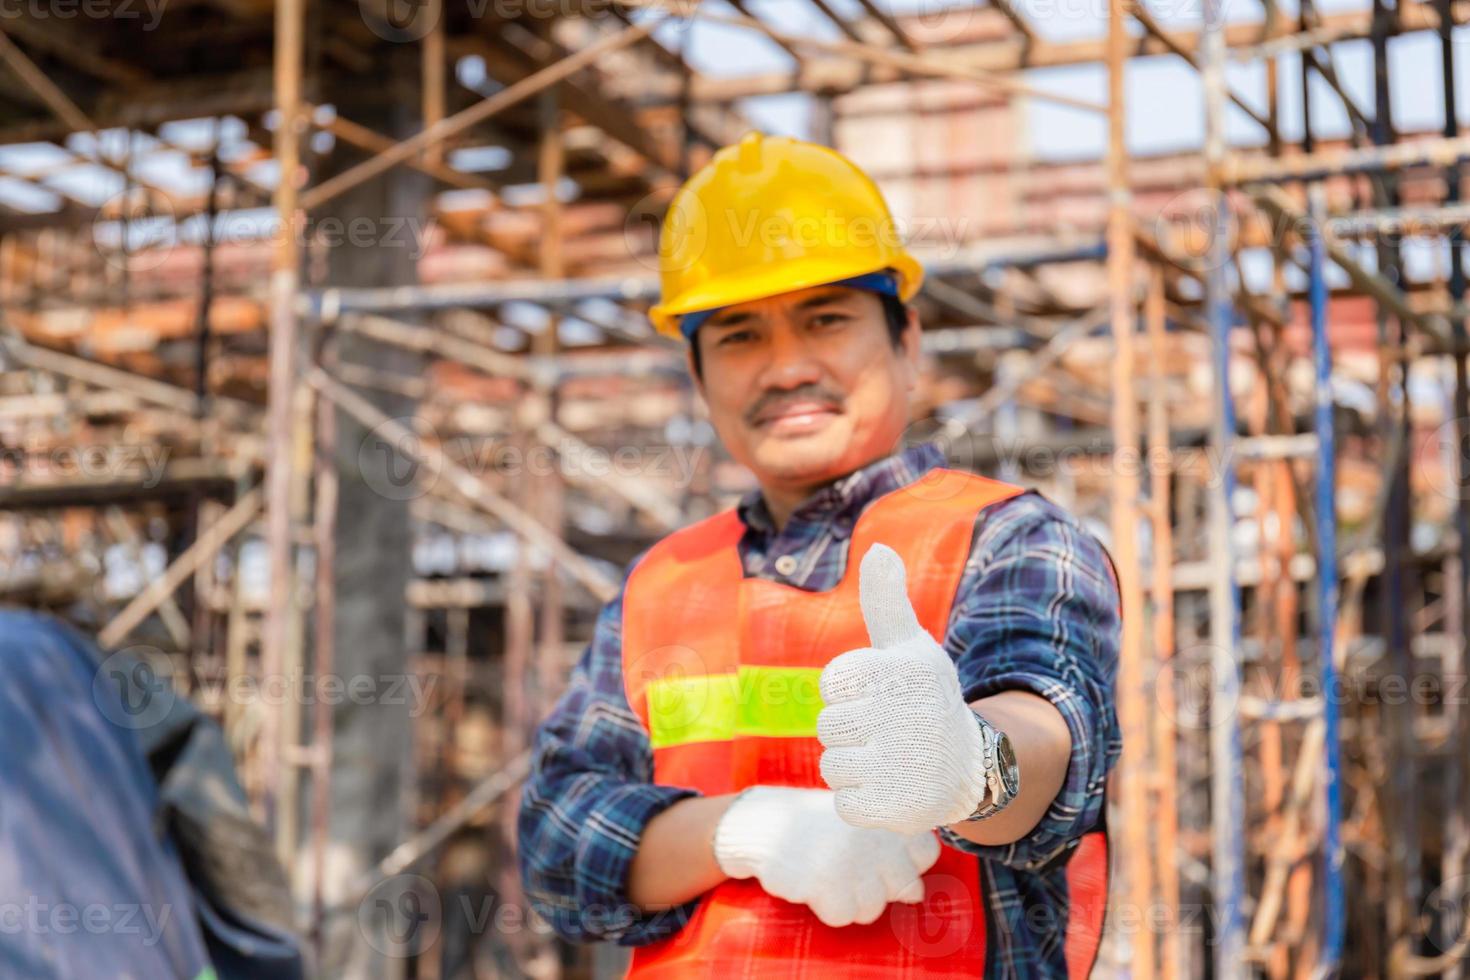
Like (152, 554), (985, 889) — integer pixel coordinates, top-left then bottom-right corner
(647, 132), (925, 341)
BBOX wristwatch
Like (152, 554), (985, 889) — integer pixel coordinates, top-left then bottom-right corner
(963, 711), (1020, 821)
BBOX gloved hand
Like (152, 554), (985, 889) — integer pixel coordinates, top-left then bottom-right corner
(816, 543), (991, 835)
(712, 785), (940, 927)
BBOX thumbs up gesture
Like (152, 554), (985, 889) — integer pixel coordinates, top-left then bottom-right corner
(816, 543), (992, 835)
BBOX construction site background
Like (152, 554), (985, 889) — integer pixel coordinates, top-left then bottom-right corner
(2, 0), (1469, 976)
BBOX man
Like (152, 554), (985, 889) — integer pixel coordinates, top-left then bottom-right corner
(518, 133), (1121, 977)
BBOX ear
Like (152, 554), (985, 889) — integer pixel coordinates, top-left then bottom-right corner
(901, 306), (921, 386)
(685, 341), (706, 399)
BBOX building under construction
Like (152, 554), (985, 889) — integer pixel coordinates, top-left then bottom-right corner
(1, 0), (1469, 976)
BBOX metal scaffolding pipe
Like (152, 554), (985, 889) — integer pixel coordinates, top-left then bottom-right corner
(302, 244), (1111, 317)
(1308, 182), (1346, 975)
(1220, 132), (1470, 185)
(1202, 0), (1248, 968)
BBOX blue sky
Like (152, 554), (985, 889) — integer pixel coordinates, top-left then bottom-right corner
(662, 0), (1470, 160)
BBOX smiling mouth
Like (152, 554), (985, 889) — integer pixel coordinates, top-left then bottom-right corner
(754, 403), (840, 427)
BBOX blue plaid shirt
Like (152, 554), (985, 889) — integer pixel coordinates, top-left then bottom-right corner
(518, 442), (1122, 978)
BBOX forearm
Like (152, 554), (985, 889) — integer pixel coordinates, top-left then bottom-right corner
(942, 690), (1071, 846)
(627, 793), (737, 911)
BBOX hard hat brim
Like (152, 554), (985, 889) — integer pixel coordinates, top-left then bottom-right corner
(649, 251), (924, 340)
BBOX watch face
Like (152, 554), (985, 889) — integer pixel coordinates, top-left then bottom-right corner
(996, 733), (1020, 796)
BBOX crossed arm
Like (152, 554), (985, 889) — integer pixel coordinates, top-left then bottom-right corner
(626, 689), (1071, 911)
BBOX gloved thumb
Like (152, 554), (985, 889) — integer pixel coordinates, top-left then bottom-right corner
(858, 543), (926, 649)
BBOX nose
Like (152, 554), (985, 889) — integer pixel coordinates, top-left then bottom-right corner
(757, 318), (822, 391)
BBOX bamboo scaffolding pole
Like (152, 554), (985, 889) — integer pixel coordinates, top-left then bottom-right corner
(1245, 183), (1454, 348)
(103, 509), (192, 650)
(988, 0), (1037, 43)
(339, 312), (532, 381)
(1145, 264), (1182, 980)
(628, 1), (1107, 114)
(0, 28), (93, 132)
(299, 19), (662, 212)
(643, 0), (1452, 103)
(330, 750), (533, 914)
(533, 419), (684, 532)
(847, 0), (916, 50)
(263, 0), (306, 849)
(805, 0), (867, 45)
(524, 106), (567, 976)
(0, 334), (255, 422)
(301, 244), (1109, 318)
(307, 350), (338, 956)
(1128, 0), (1272, 135)
(312, 108), (500, 196)
(1435, 10), (1470, 971)
(331, 313), (685, 529)
(1222, 132), (1470, 185)
(1106, 0), (1153, 973)
(275, 382), (313, 873)
(1248, 719), (1327, 951)
(305, 366), (619, 603)
(422, 0), (445, 169)
(98, 487), (263, 649)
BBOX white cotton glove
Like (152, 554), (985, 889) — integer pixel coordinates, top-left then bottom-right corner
(817, 543), (992, 835)
(712, 786), (940, 928)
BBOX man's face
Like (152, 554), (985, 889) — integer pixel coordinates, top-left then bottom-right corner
(688, 284), (920, 495)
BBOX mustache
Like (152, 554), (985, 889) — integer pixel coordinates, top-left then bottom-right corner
(745, 384), (845, 425)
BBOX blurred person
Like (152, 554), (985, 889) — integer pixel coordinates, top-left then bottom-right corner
(518, 133), (1121, 978)
(0, 610), (304, 979)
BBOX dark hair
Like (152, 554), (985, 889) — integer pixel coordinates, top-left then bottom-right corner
(689, 291), (909, 381)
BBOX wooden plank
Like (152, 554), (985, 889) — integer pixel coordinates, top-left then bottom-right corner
(98, 487), (262, 649)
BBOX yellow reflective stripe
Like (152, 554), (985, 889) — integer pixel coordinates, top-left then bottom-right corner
(736, 665), (825, 738)
(647, 673), (738, 748)
(646, 665), (825, 749)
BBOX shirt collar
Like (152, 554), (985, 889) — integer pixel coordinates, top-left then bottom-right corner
(736, 441), (948, 540)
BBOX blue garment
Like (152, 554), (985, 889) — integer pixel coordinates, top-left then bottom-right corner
(0, 611), (215, 980)
(518, 442), (1122, 978)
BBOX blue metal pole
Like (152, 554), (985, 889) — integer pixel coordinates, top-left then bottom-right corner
(1307, 184), (1345, 975)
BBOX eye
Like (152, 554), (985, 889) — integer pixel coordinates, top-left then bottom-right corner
(716, 329), (755, 346)
(811, 313), (849, 328)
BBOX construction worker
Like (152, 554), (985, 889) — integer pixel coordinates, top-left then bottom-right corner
(518, 132), (1121, 977)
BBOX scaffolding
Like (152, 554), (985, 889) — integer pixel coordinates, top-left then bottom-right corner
(2, 0), (1470, 976)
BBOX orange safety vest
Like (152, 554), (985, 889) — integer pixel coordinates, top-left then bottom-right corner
(621, 467), (1110, 978)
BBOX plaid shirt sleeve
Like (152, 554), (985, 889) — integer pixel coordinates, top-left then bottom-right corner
(517, 553), (702, 945)
(936, 491), (1123, 872)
